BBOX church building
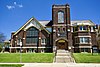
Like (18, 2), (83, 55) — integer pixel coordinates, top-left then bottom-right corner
(10, 4), (98, 53)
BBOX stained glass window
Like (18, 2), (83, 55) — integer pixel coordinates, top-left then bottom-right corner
(26, 27), (39, 44)
(58, 11), (64, 23)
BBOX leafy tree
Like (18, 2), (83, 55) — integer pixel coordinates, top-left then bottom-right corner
(0, 32), (6, 52)
(0, 44), (2, 52)
(0, 32), (6, 43)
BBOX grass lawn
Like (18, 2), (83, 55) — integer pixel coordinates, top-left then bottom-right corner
(0, 53), (54, 63)
(73, 53), (100, 63)
(0, 64), (23, 67)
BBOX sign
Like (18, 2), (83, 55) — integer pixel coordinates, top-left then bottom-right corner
(92, 46), (98, 53)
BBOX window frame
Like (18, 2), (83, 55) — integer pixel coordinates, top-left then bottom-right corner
(79, 26), (87, 31)
(41, 38), (46, 45)
(26, 27), (39, 45)
(79, 37), (90, 44)
(58, 11), (64, 23)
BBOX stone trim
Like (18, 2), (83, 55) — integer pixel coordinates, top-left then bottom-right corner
(75, 36), (91, 38)
(10, 47), (51, 48)
(74, 46), (92, 48)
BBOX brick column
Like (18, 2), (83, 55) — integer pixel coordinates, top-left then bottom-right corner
(23, 30), (26, 53)
(23, 30), (26, 47)
(38, 30), (41, 52)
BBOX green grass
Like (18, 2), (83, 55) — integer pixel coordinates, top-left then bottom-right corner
(73, 53), (100, 63)
(0, 64), (23, 67)
(0, 53), (54, 63)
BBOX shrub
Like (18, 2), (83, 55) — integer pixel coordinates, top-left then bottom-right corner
(0, 44), (2, 52)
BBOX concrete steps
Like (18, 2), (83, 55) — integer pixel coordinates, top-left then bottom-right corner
(57, 53), (70, 56)
(54, 50), (75, 63)
(57, 50), (69, 53)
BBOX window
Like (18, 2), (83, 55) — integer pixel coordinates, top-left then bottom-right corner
(26, 27), (39, 37)
(58, 28), (60, 32)
(26, 27), (39, 44)
(80, 37), (89, 43)
(41, 38), (46, 45)
(26, 38), (38, 44)
(80, 26), (82, 30)
(58, 11), (64, 23)
(74, 27), (78, 31)
(17, 39), (20, 45)
(63, 28), (65, 32)
(81, 48), (89, 52)
(79, 26), (86, 31)
(73, 26), (78, 32)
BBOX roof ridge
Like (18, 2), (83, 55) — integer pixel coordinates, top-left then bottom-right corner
(71, 20), (90, 21)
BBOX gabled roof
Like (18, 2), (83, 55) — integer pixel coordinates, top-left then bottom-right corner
(39, 21), (50, 27)
(71, 20), (95, 26)
(14, 17), (50, 35)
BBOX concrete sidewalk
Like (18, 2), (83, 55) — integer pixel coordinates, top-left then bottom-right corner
(54, 50), (75, 63)
(0, 63), (100, 67)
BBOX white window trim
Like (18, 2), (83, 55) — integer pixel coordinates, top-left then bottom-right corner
(79, 46), (92, 48)
(78, 36), (91, 37)
(17, 39), (20, 45)
(91, 26), (94, 32)
(79, 26), (87, 31)
(79, 42), (92, 44)
(75, 36), (91, 38)
(79, 37), (90, 44)
(41, 38), (46, 45)
(71, 27), (73, 32)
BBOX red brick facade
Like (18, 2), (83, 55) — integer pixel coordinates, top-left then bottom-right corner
(10, 4), (98, 53)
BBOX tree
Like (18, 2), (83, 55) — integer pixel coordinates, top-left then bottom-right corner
(0, 32), (6, 43)
(0, 44), (2, 52)
(0, 32), (6, 52)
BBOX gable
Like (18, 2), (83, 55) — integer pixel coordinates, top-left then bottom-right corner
(71, 20), (95, 26)
(24, 20), (42, 30)
(14, 17), (50, 35)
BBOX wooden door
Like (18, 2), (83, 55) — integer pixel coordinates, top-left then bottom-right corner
(57, 42), (65, 49)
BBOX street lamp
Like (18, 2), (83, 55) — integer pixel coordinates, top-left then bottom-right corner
(20, 39), (22, 63)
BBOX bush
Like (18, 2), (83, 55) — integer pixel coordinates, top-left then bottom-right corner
(0, 45), (2, 52)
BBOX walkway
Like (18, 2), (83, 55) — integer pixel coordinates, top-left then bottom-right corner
(0, 63), (100, 67)
(54, 50), (75, 63)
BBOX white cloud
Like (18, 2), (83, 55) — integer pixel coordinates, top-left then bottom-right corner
(6, 5), (15, 10)
(14, 2), (17, 5)
(6, 2), (23, 10)
(18, 4), (23, 8)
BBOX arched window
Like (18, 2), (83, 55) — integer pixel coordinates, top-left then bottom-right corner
(26, 27), (39, 45)
(58, 11), (64, 23)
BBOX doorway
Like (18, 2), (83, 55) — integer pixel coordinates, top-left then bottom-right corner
(56, 39), (68, 50)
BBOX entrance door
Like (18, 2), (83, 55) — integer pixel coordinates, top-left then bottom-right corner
(56, 39), (67, 49)
(58, 42), (65, 49)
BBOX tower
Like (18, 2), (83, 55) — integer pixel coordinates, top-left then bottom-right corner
(52, 4), (72, 51)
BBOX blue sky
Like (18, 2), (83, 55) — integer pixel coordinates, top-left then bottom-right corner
(0, 0), (100, 40)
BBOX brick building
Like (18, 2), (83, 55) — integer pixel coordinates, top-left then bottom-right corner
(10, 4), (98, 53)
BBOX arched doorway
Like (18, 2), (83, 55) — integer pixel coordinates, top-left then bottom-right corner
(56, 39), (68, 50)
